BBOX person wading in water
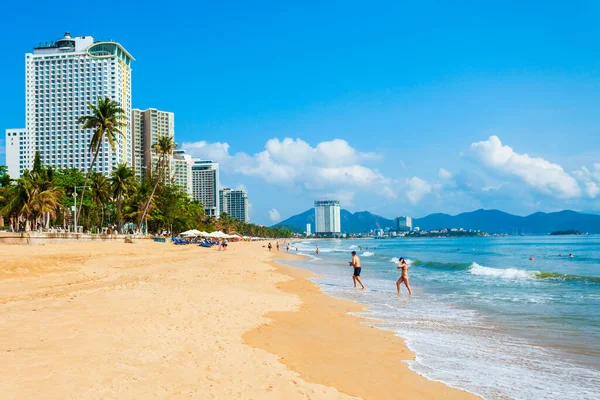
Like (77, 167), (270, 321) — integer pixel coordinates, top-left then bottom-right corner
(349, 251), (365, 290)
(396, 257), (412, 295)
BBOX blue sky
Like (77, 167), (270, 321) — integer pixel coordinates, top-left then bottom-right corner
(1, 1), (600, 225)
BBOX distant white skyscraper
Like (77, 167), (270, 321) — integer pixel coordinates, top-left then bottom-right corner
(191, 160), (220, 217)
(131, 108), (174, 178)
(306, 223), (311, 236)
(395, 216), (413, 231)
(171, 150), (193, 196)
(314, 200), (341, 234)
(219, 188), (249, 223)
(6, 32), (134, 177)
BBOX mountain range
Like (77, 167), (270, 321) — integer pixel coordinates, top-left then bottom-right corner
(273, 209), (600, 234)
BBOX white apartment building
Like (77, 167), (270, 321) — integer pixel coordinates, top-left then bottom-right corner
(191, 160), (220, 217)
(314, 200), (341, 234)
(5, 32), (134, 177)
(131, 108), (174, 179)
(219, 188), (249, 223)
(306, 223), (311, 236)
(172, 150), (193, 196)
(5, 129), (29, 177)
(395, 216), (412, 231)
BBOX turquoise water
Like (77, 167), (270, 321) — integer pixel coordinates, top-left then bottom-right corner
(286, 236), (600, 400)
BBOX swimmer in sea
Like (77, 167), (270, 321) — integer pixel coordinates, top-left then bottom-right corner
(396, 257), (412, 295)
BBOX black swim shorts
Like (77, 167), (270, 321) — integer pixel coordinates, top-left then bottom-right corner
(354, 267), (362, 277)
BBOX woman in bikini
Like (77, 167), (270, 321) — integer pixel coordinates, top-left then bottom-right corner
(396, 257), (413, 295)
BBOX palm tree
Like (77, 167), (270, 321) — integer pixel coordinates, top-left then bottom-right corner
(138, 135), (176, 233)
(1, 170), (63, 231)
(77, 97), (125, 220)
(110, 163), (136, 232)
(89, 172), (111, 231)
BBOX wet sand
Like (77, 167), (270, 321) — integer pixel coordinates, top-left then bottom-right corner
(245, 252), (479, 400)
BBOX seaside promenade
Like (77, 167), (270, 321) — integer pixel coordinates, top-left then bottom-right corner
(0, 240), (477, 399)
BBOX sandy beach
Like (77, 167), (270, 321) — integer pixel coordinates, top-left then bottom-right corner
(0, 240), (478, 399)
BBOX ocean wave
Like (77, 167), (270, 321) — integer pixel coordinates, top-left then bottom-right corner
(349, 245), (358, 249)
(469, 262), (533, 279)
(468, 262), (600, 283)
(390, 257), (413, 265)
(411, 260), (472, 269)
(362, 251), (375, 257)
(533, 271), (600, 283)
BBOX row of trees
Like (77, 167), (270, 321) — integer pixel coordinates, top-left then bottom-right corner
(0, 97), (292, 238)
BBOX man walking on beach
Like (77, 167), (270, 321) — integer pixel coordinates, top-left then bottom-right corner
(349, 251), (365, 290)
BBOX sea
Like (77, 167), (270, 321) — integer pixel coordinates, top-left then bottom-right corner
(284, 236), (600, 400)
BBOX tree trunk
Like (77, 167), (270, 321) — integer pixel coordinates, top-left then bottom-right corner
(117, 197), (122, 232)
(138, 178), (160, 232)
(138, 155), (164, 233)
(77, 144), (102, 220)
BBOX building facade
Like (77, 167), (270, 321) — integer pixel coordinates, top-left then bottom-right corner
(6, 32), (134, 177)
(171, 150), (193, 196)
(191, 160), (220, 217)
(131, 108), (174, 179)
(5, 129), (29, 177)
(306, 223), (311, 236)
(314, 200), (341, 234)
(395, 216), (413, 231)
(219, 188), (249, 223)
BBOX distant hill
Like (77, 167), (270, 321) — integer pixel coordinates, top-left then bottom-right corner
(273, 209), (394, 234)
(274, 208), (600, 234)
(413, 209), (600, 234)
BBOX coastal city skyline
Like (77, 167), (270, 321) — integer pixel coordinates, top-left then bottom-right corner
(1, 2), (600, 225)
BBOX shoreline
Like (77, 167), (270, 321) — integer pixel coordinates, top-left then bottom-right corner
(244, 251), (479, 400)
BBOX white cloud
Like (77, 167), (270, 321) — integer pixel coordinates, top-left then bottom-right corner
(182, 137), (391, 194)
(438, 168), (452, 180)
(182, 140), (230, 162)
(405, 177), (432, 204)
(268, 208), (281, 222)
(468, 136), (581, 198)
(573, 163), (600, 198)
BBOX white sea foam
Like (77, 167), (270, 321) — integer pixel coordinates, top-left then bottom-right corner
(469, 262), (534, 279)
(390, 257), (412, 265)
(362, 251), (375, 257)
(349, 245), (358, 249)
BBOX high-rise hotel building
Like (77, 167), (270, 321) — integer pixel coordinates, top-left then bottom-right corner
(131, 108), (174, 179)
(314, 200), (341, 235)
(5, 32), (133, 177)
(191, 160), (220, 217)
(219, 188), (249, 223)
(172, 150), (193, 197)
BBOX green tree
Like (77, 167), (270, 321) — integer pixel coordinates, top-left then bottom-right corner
(1, 169), (63, 231)
(138, 135), (176, 232)
(110, 163), (136, 231)
(32, 151), (42, 173)
(89, 172), (111, 231)
(77, 97), (125, 220)
(0, 166), (12, 187)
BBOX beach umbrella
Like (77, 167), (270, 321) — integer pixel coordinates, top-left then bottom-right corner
(180, 229), (198, 237)
(207, 231), (225, 238)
